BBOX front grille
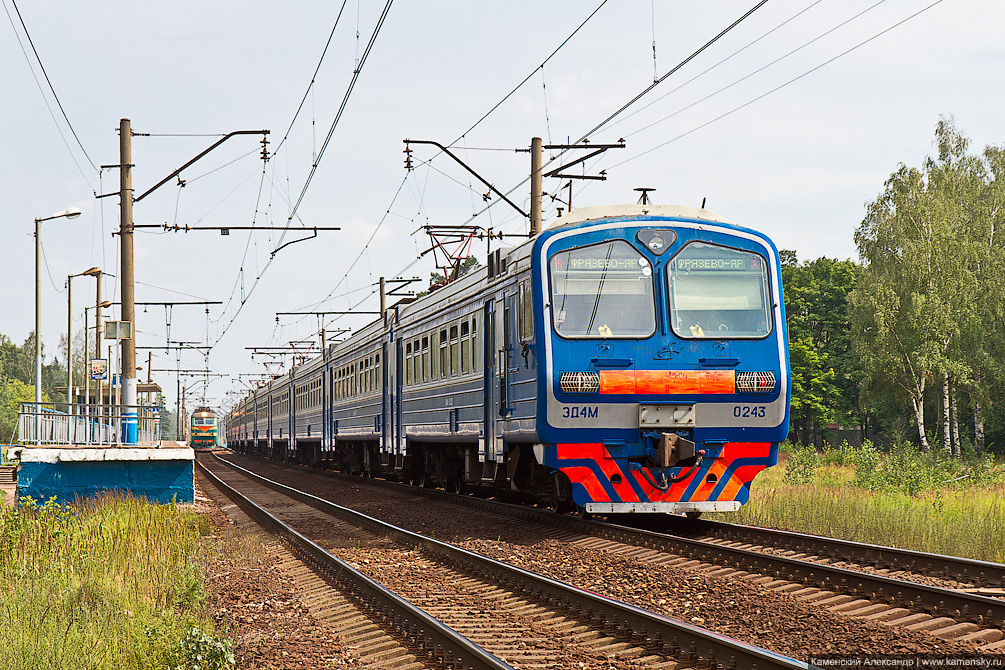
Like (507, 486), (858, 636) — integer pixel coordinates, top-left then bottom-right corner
(559, 371), (601, 393)
(736, 371), (776, 393)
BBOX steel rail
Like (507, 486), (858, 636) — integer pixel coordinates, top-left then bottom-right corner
(209, 454), (808, 670)
(218, 454), (1004, 629)
(682, 518), (1005, 588)
(196, 459), (514, 670)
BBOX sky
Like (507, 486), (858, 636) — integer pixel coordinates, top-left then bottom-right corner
(4, 0), (1004, 413)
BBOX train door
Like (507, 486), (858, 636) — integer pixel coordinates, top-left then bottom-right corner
(324, 366), (333, 459)
(288, 382), (295, 460)
(487, 293), (516, 465)
(266, 394), (273, 455)
(482, 300), (496, 465)
(382, 338), (390, 452)
(395, 337), (404, 456)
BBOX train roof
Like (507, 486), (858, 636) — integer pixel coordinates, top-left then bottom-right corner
(549, 204), (735, 229)
(231, 202), (758, 412)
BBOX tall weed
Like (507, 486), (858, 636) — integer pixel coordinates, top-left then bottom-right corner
(0, 493), (230, 670)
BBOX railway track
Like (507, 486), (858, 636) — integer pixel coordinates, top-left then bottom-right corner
(198, 455), (809, 670)
(649, 517), (1005, 594)
(215, 452), (1005, 656)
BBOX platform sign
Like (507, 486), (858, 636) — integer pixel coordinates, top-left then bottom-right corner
(103, 321), (133, 340)
(89, 359), (108, 381)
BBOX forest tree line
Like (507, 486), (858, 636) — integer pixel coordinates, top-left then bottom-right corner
(786, 118), (1005, 456)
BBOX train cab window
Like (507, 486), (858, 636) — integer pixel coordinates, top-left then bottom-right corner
(667, 242), (772, 339)
(549, 240), (656, 339)
(439, 329), (448, 379)
(518, 280), (534, 342)
(460, 320), (470, 374)
(421, 336), (429, 382)
(449, 325), (459, 376)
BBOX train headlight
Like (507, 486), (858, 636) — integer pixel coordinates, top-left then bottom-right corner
(559, 371), (600, 393)
(736, 371), (776, 393)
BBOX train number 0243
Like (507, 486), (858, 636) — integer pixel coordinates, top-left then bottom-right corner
(733, 405), (766, 418)
(562, 406), (598, 419)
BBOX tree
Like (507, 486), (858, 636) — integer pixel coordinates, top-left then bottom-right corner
(0, 378), (48, 443)
(849, 117), (1005, 454)
(781, 252), (861, 445)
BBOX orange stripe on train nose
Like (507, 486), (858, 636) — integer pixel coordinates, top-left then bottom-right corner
(598, 370), (735, 394)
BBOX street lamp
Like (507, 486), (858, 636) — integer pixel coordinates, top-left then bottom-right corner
(34, 207), (81, 444)
(67, 267), (101, 406)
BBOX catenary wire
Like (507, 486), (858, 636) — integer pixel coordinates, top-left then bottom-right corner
(8, 0), (97, 173)
(3, 0), (96, 189)
(608, 0), (947, 169)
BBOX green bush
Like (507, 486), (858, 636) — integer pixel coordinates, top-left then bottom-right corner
(822, 440), (859, 466)
(784, 443), (821, 485)
(171, 627), (235, 670)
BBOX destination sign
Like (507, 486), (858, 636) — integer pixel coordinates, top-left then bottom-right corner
(567, 257), (641, 270)
(672, 256), (761, 271)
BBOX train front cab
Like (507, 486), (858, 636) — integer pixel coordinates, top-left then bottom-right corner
(533, 206), (790, 514)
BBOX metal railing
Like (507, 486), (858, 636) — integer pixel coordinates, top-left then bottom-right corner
(18, 402), (162, 447)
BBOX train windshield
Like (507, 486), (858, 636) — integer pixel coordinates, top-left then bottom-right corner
(667, 242), (772, 339)
(193, 417), (217, 427)
(549, 240), (656, 339)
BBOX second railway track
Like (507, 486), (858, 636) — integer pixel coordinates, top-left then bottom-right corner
(209, 452), (1005, 659)
(198, 454), (809, 670)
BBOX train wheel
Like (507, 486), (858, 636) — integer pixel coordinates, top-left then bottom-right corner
(445, 477), (462, 494)
(576, 506), (592, 520)
(548, 472), (573, 513)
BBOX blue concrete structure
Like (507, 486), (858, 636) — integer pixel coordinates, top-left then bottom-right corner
(15, 448), (195, 505)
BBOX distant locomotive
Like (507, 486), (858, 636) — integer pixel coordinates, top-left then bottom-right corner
(190, 407), (219, 452)
(226, 203), (790, 515)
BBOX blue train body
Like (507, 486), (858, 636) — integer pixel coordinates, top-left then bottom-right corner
(227, 204), (790, 514)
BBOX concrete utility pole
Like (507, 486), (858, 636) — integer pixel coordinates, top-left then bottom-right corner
(380, 276), (386, 326)
(119, 118), (138, 442)
(530, 137), (543, 236)
(67, 276), (73, 405)
(94, 271), (103, 361)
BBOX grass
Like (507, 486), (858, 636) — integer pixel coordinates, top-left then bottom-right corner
(0, 493), (233, 670)
(713, 443), (1005, 564)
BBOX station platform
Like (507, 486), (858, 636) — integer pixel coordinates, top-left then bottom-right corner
(11, 443), (195, 505)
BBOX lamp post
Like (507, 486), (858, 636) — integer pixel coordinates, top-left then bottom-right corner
(35, 207), (82, 444)
(67, 267), (101, 407)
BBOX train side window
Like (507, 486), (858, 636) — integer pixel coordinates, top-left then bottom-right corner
(472, 317), (479, 370)
(450, 324), (459, 376)
(421, 336), (429, 382)
(439, 329), (448, 379)
(405, 342), (413, 385)
(431, 331), (438, 379)
(412, 339), (420, 385)
(460, 320), (470, 374)
(518, 280), (534, 341)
